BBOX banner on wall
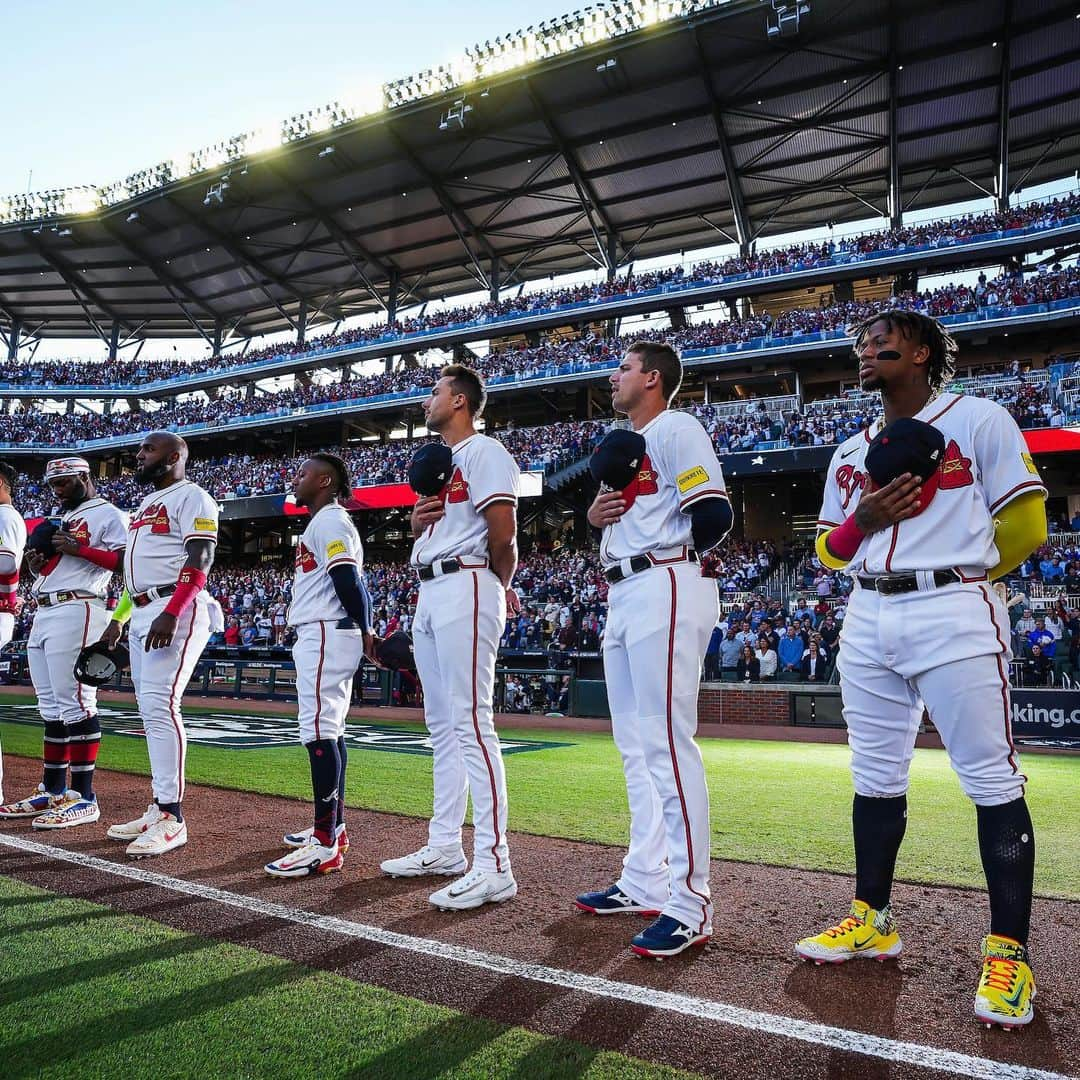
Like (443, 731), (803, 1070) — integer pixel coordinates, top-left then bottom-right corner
(1009, 688), (1080, 747)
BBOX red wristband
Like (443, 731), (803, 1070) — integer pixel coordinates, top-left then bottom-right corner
(163, 567), (208, 618)
(825, 515), (866, 562)
(77, 545), (122, 572)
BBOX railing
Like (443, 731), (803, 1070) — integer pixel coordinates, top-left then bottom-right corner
(705, 394), (799, 420)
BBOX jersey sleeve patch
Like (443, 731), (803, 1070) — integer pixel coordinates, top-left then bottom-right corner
(676, 465), (709, 494)
(1021, 452), (1038, 475)
(325, 539), (347, 559)
(193, 517), (217, 532)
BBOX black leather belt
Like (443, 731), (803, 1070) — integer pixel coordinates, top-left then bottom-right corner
(605, 549), (699, 584)
(857, 569), (960, 596)
(416, 557), (488, 582)
(37, 590), (99, 608)
(132, 584), (177, 607)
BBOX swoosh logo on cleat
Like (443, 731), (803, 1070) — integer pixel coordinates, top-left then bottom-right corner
(1002, 985), (1026, 1009)
(852, 932), (878, 948)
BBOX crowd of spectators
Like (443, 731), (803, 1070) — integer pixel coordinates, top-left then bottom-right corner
(2, 263), (1078, 450)
(4, 192), (1078, 392)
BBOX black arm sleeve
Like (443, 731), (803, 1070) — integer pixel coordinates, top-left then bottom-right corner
(688, 496), (733, 554)
(328, 564), (372, 629)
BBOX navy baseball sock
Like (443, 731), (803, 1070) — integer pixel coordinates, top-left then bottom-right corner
(336, 736), (347, 829)
(853, 793), (907, 912)
(976, 796), (1035, 945)
(158, 801), (183, 822)
(306, 739), (340, 846)
(41, 721), (70, 796)
(67, 715), (102, 800)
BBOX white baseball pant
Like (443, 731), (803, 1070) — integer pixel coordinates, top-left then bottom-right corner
(128, 594), (212, 806)
(0, 611), (12, 801)
(604, 561), (718, 934)
(837, 579), (1025, 806)
(292, 621), (365, 743)
(413, 567), (510, 874)
(28, 600), (112, 726)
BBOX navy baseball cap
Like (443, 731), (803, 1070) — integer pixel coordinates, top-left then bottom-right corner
(589, 428), (647, 491)
(408, 443), (453, 497)
(865, 417), (946, 515)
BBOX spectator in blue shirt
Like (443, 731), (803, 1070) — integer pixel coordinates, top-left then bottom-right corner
(1027, 619), (1056, 658)
(778, 626), (804, 678)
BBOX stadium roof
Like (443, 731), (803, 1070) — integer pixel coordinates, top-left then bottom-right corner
(0, 0), (1077, 343)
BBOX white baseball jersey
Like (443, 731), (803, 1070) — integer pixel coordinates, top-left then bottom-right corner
(410, 433), (519, 566)
(817, 393), (1046, 576)
(288, 503), (364, 626)
(600, 410), (728, 565)
(31, 498), (128, 598)
(0, 503), (27, 612)
(124, 480), (219, 594)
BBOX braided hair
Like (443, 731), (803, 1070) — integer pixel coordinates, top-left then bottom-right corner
(849, 308), (958, 396)
(309, 452), (351, 497)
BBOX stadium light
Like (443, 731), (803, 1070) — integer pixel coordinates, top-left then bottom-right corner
(0, 0), (730, 225)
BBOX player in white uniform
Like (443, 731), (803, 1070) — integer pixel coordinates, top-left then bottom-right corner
(575, 341), (732, 958)
(795, 310), (1047, 1029)
(380, 363), (521, 911)
(101, 432), (219, 858)
(0, 460), (28, 807)
(0, 458), (127, 829)
(266, 453), (376, 878)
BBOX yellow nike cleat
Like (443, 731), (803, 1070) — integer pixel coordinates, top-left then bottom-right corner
(975, 934), (1036, 1029)
(794, 899), (903, 964)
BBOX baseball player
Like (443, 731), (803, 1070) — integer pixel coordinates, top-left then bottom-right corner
(576, 341), (732, 958)
(795, 309), (1047, 1029)
(267, 453), (375, 878)
(0, 458), (127, 829)
(100, 432), (219, 858)
(0, 460), (27, 807)
(380, 363), (520, 911)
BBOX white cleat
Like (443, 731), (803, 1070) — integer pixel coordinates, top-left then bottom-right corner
(380, 844), (468, 878)
(126, 814), (187, 859)
(107, 803), (163, 841)
(429, 868), (517, 911)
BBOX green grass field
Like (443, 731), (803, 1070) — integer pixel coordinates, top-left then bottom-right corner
(1, 696), (1077, 897)
(0, 876), (692, 1080)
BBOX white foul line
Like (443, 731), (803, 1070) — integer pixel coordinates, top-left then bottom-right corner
(0, 833), (1070, 1080)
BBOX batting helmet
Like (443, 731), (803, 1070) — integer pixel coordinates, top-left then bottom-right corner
(26, 518), (64, 557)
(589, 429), (647, 491)
(408, 443), (453, 497)
(74, 641), (130, 687)
(865, 418), (946, 516)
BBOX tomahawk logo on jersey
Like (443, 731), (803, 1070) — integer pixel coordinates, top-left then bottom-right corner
(288, 504), (363, 626)
(818, 393), (1046, 575)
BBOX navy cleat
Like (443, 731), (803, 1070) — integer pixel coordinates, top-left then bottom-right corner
(631, 914), (710, 959)
(575, 885), (662, 916)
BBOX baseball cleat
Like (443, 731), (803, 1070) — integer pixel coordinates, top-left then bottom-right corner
(32, 793), (100, 830)
(575, 885), (662, 916)
(795, 900), (903, 964)
(107, 803), (163, 841)
(265, 839), (343, 878)
(631, 915), (710, 958)
(381, 844), (468, 878)
(126, 813), (187, 858)
(0, 784), (64, 820)
(283, 823), (349, 853)
(429, 868), (517, 911)
(974, 934), (1036, 1029)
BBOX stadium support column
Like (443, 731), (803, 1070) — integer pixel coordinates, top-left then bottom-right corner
(297, 302), (307, 347)
(6, 321), (19, 361)
(212, 320), (224, 358)
(666, 307), (687, 331)
(107, 321), (120, 362)
(996, 0), (1013, 213)
(887, 10), (902, 229)
(490, 258), (500, 303)
(387, 271), (398, 327)
(606, 235), (617, 282)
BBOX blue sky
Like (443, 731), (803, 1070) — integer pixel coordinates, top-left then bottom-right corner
(2, 0), (577, 195)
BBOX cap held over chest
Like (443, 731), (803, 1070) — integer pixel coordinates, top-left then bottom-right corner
(589, 428), (647, 491)
(408, 443), (454, 497)
(865, 418), (946, 516)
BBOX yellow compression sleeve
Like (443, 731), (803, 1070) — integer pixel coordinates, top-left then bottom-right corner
(815, 528), (851, 571)
(989, 490), (1047, 581)
(111, 590), (133, 624)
